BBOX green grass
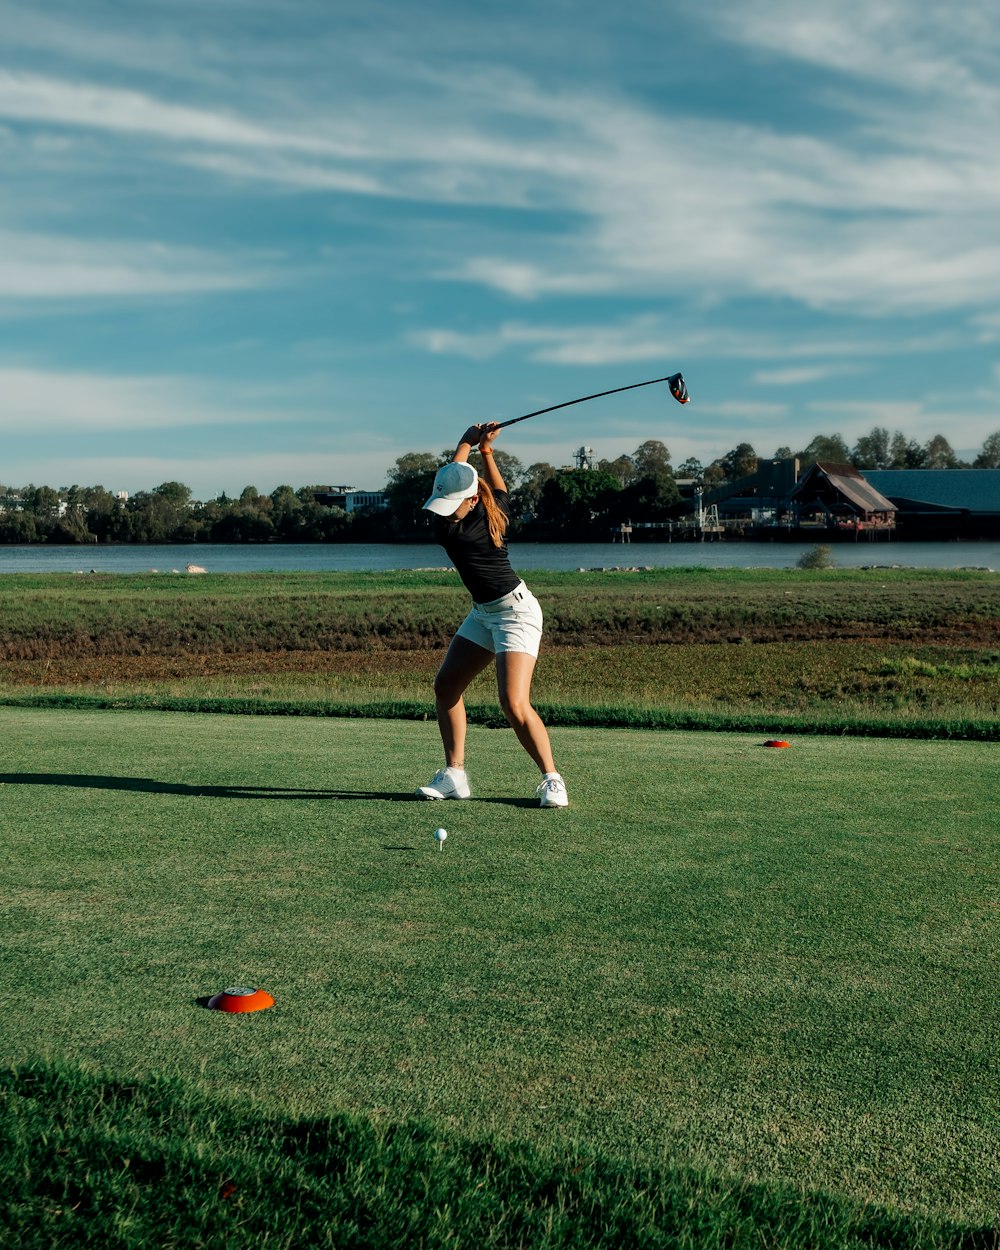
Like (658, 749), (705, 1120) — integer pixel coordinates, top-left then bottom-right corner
(2, 707), (998, 1245)
(2, 568), (998, 737)
(3, 1064), (992, 1250)
(1, 570), (990, 735)
(2, 568), (998, 660)
(5, 639), (996, 738)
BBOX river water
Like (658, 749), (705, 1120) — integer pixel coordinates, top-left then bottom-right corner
(0, 539), (997, 573)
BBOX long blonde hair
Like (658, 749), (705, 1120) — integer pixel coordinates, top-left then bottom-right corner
(477, 478), (508, 548)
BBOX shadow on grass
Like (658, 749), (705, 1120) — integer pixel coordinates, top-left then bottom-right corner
(3, 1059), (996, 1250)
(0, 772), (413, 802)
(0, 773), (545, 807)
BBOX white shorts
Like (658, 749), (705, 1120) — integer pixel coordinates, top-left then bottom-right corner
(455, 581), (543, 658)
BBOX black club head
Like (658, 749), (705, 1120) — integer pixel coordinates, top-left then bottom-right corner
(667, 373), (689, 404)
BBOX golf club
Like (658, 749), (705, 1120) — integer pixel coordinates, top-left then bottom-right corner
(493, 373), (689, 430)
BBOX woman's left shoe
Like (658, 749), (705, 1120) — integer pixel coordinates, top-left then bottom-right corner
(416, 766), (471, 800)
(536, 774), (569, 808)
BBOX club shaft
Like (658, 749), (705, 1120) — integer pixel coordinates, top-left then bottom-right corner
(494, 375), (676, 429)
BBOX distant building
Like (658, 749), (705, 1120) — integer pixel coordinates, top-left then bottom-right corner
(702, 458), (801, 528)
(313, 485), (388, 513)
(786, 462), (897, 535)
(863, 469), (1000, 539)
(689, 460), (1000, 541)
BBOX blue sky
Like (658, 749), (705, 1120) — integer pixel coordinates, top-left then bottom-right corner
(2, 0), (999, 499)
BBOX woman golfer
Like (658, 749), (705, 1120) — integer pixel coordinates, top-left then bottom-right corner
(416, 422), (568, 808)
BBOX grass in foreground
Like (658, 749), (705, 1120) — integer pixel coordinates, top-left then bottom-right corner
(3, 1061), (994, 1250)
(2, 707), (998, 1241)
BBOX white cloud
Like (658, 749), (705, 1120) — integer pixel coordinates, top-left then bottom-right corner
(0, 70), (365, 157)
(972, 312), (1000, 343)
(176, 151), (388, 196)
(412, 320), (666, 364)
(0, 450), (397, 499)
(0, 67), (577, 208)
(806, 399), (923, 422)
(3, 0), (1000, 495)
(0, 367), (277, 432)
(442, 259), (606, 300)
(412, 315), (963, 370)
(0, 232), (262, 299)
(721, 0), (999, 101)
(0, 364), (404, 494)
(754, 364), (865, 386)
(5, 10), (1000, 320)
(702, 401), (790, 420)
(417, 13), (1000, 315)
(0, 3), (215, 81)
(801, 398), (1000, 449)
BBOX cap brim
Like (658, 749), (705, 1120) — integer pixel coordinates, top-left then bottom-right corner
(423, 495), (466, 516)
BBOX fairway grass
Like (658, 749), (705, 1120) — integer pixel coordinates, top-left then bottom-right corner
(2, 708), (998, 1241)
(4, 639), (999, 734)
(3, 568), (998, 740)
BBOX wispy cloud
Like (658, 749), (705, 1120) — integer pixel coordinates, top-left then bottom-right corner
(698, 401), (790, 421)
(412, 319), (678, 364)
(0, 232), (262, 299)
(176, 151), (388, 196)
(412, 316), (962, 369)
(808, 400), (927, 421)
(2, 1), (999, 493)
(0, 450), (397, 499)
(721, 0), (1000, 101)
(800, 399), (1000, 452)
(0, 70), (365, 156)
(0, 67), (578, 207)
(5, 10), (1000, 317)
(753, 364), (865, 387)
(0, 367), (277, 432)
(0, 363), (404, 494)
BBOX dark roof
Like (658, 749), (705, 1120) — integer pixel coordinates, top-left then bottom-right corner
(863, 469), (1000, 514)
(792, 462), (897, 514)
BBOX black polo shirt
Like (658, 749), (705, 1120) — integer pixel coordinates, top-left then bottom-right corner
(434, 491), (521, 604)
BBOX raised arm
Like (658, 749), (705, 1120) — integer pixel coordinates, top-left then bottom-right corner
(452, 425), (480, 465)
(477, 422), (507, 492)
(453, 422), (507, 492)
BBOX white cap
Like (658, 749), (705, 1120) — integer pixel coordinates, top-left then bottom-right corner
(423, 461), (479, 516)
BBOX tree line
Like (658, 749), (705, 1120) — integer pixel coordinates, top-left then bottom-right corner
(3, 426), (999, 544)
(0, 483), (359, 546)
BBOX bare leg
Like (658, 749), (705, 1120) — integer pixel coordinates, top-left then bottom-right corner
(495, 651), (557, 775)
(434, 635), (494, 768)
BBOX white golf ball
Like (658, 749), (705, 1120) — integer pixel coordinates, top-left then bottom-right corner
(434, 827), (448, 843)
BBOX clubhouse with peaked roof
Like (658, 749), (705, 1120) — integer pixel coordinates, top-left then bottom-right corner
(691, 461), (1000, 542)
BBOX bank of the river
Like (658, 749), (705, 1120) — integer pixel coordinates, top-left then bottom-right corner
(1, 568), (997, 738)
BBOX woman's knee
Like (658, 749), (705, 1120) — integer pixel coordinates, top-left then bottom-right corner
(434, 669), (463, 703)
(499, 691), (534, 725)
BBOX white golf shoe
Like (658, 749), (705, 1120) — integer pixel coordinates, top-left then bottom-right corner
(416, 766), (471, 800)
(536, 774), (569, 808)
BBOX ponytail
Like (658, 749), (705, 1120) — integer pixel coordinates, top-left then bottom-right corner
(477, 479), (508, 548)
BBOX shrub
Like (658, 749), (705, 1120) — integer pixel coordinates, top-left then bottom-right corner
(797, 544), (834, 570)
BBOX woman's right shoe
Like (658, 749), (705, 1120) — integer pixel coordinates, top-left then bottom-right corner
(536, 775), (569, 808)
(416, 767), (471, 800)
